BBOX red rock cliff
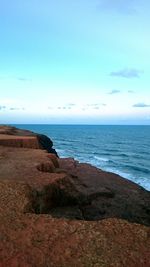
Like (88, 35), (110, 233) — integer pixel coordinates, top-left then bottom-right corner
(0, 125), (150, 267)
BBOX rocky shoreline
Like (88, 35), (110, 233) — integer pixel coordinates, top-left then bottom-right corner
(0, 126), (150, 267)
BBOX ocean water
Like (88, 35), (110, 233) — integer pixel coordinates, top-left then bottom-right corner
(14, 125), (150, 191)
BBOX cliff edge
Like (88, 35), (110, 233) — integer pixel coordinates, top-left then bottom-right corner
(0, 125), (149, 267)
(0, 125), (58, 156)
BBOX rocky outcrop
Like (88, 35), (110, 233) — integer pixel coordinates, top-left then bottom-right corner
(0, 144), (149, 225)
(0, 126), (150, 267)
(0, 179), (150, 267)
(58, 158), (150, 225)
(0, 125), (58, 156)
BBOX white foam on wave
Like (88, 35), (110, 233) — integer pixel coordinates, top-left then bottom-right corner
(94, 156), (109, 162)
(102, 167), (150, 191)
(56, 148), (68, 157)
(56, 151), (150, 191)
(56, 148), (65, 153)
(140, 179), (150, 191)
(105, 167), (132, 180)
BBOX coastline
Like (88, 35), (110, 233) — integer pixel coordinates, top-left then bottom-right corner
(10, 123), (150, 191)
(0, 125), (150, 267)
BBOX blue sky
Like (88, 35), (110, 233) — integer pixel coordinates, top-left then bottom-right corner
(0, 0), (150, 124)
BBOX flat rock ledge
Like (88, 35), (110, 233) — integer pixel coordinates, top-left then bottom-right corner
(0, 125), (58, 156)
(0, 126), (150, 267)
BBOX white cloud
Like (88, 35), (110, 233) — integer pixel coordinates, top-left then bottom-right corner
(110, 68), (143, 78)
(133, 102), (150, 107)
(108, 90), (120, 94)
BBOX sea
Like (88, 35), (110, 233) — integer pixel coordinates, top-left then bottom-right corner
(14, 125), (150, 191)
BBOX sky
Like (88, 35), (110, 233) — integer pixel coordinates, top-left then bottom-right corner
(0, 0), (150, 124)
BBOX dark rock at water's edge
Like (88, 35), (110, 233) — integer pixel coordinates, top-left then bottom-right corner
(56, 158), (150, 226)
(37, 133), (58, 156)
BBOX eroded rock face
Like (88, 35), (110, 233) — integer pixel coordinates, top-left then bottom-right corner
(0, 144), (149, 225)
(0, 125), (58, 156)
(0, 180), (150, 267)
(57, 158), (150, 225)
(0, 126), (150, 267)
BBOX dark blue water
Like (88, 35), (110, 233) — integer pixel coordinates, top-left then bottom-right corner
(14, 125), (150, 191)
